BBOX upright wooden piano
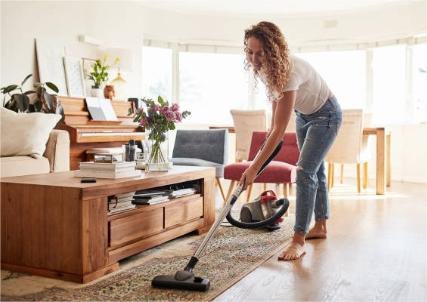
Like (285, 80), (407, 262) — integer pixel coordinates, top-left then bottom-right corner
(57, 96), (145, 170)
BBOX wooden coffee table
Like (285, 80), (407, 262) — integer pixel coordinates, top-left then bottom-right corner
(1, 166), (215, 283)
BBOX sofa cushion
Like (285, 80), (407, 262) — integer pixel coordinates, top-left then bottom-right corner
(0, 156), (50, 177)
(0, 107), (61, 158)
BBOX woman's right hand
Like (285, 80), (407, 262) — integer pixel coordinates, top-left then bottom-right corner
(239, 166), (258, 191)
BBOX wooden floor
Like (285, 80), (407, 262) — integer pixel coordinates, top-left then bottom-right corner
(215, 181), (427, 302)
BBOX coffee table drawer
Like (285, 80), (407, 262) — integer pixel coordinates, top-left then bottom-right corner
(110, 207), (163, 247)
(165, 196), (204, 228)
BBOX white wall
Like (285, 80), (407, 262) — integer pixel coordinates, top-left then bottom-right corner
(1, 1), (145, 95)
(2, 1), (426, 88)
(140, 1), (426, 48)
(388, 124), (427, 183)
(1, 1), (426, 183)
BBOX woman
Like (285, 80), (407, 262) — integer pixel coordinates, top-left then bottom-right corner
(240, 21), (342, 261)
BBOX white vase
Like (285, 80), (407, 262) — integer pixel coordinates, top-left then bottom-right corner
(91, 87), (104, 98)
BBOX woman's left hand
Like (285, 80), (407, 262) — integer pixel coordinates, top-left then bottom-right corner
(239, 166), (258, 190)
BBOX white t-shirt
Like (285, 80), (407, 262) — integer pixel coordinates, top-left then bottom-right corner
(265, 55), (333, 115)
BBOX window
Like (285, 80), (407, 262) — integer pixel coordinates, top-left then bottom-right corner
(179, 52), (248, 124)
(372, 45), (406, 124)
(252, 76), (269, 110)
(297, 50), (367, 109)
(142, 41), (424, 126)
(142, 47), (172, 101)
(412, 43), (427, 123)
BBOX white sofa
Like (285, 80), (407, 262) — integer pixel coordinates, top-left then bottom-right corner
(0, 129), (70, 177)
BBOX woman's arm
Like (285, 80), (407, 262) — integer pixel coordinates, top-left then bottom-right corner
(266, 101), (277, 139)
(239, 90), (296, 188)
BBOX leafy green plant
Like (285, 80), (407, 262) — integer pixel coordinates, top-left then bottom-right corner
(89, 58), (109, 88)
(1, 74), (63, 115)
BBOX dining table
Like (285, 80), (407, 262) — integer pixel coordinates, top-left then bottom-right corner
(209, 125), (391, 195)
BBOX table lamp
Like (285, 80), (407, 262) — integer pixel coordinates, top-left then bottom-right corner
(104, 48), (133, 101)
(111, 67), (127, 101)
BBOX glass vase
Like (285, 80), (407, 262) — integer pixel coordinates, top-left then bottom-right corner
(146, 132), (170, 172)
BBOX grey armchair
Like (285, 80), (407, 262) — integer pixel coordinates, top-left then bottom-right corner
(172, 129), (228, 201)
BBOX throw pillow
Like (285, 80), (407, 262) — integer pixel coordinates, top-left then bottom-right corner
(0, 107), (61, 158)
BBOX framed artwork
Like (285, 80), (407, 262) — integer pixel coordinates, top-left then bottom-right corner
(82, 57), (97, 95)
(82, 57), (96, 80)
(35, 39), (68, 96)
(63, 56), (85, 97)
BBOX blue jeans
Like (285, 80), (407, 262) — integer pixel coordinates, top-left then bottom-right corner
(294, 96), (342, 234)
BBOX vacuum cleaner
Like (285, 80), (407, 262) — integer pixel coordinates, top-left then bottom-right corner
(152, 141), (289, 292)
(229, 190), (287, 231)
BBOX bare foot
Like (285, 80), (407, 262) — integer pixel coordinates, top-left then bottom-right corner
(305, 228), (327, 240)
(306, 219), (327, 240)
(278, 242), (306, 261)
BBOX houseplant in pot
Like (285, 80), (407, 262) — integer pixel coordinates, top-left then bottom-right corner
(88, 58), (109, 97)
(1, 74), (63, 117)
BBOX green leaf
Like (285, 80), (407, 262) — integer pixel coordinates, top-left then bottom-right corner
(33, 101), (43, 112)
(45, 82), (59, 94)
(5, 99), (16, 110)
(133, 111), (142, 123)
(158, 95), (166, 106)
(13, 94), (30, 112)
(43, 91), (54, 110)
(21, 74), (32, 86)
(2, 84), (18, 94)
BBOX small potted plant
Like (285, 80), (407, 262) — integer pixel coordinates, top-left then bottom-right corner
(1, 74), (63, 117)
(88, 58), (109, 97)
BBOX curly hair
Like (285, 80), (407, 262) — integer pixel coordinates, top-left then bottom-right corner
(244, 21), (292, 100)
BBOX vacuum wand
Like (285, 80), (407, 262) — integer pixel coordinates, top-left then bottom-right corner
(183, 141), (283, 272)
(152, 140), (283, 291)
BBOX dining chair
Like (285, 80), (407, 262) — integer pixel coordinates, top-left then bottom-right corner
(337, 112), (373, 185)
(171, 129), (228, 202)
(325, 109), (370, 192)
(230, 109), (267, 162)
(224, 131), (299, 203)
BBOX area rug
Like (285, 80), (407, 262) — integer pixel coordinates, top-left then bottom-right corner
(1, 216), (294, 301)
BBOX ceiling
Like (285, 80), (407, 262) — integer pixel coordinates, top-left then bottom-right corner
(138, 0), (421, 17)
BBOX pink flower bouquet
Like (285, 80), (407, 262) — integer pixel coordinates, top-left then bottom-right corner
(133, 96), (190, 167)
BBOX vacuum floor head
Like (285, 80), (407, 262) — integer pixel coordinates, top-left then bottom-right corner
(152, 271), (210, 291)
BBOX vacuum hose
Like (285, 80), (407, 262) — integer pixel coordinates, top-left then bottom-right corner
(225, 198), (289, 229)
(225, 140), (290, 229)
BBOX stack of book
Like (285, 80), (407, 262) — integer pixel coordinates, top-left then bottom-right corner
(108, 191), (136, 214)
(170, 188), (196, 198)
(86, 147), (125, 162)
(132, 188), (197, 206)
(76, 161), (141, 179)
(133, 191), (170, 205)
